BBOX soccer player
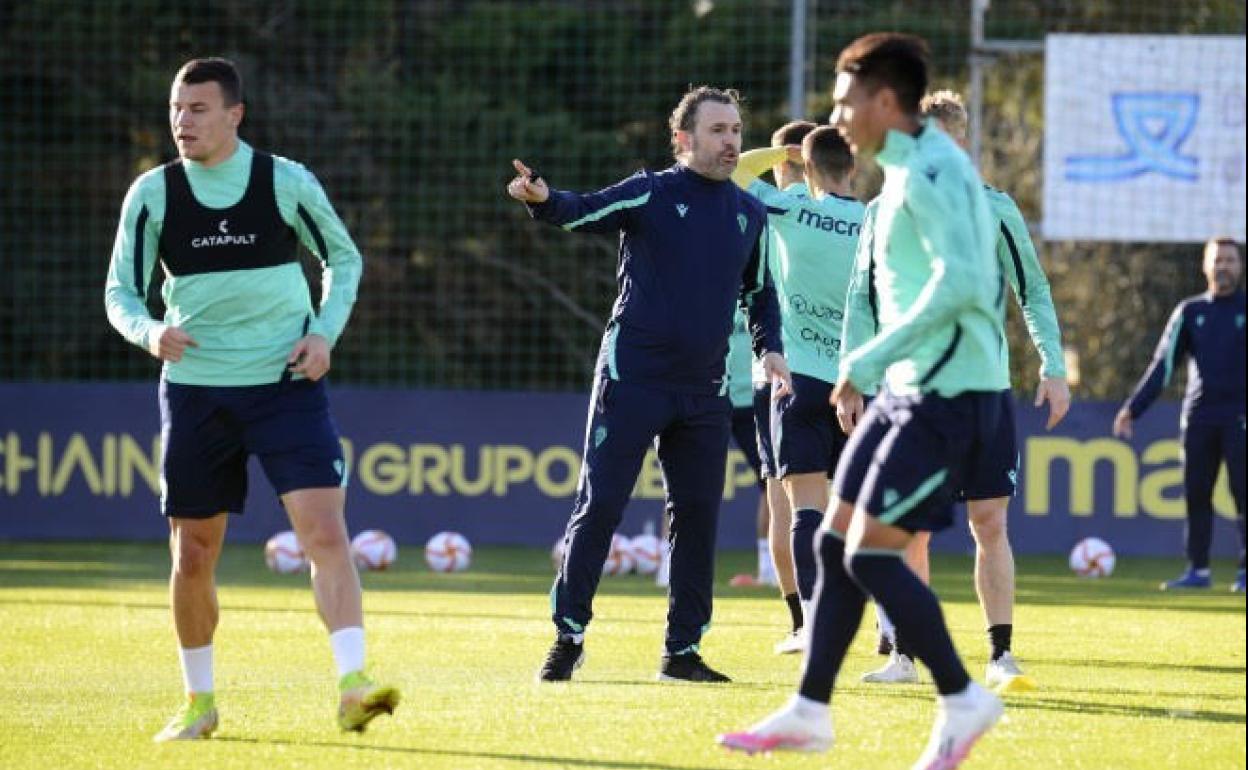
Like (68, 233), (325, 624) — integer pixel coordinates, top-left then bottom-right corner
(1114, 238), (1246, 592)
(730, 121), (814, 637)
(718, 33), (1005, 768)
(862, 90), (1070, 690)
(507, 86), (791, 683)
(103, 58), (398, 741)
(732, 124), (865, 655)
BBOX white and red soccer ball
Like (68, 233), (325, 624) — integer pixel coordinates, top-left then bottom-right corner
(264, 530), (307, 574)
(629, 533), (661, 576)
(601, 533), (635, 576)
(554, 532), (659, 576)
(1069, 537), (1116, 578)
(425, 531), (472, 572)
(351, 529), (398, 571)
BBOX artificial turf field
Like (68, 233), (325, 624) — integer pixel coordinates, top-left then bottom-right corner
(0, 542), (1243, 770)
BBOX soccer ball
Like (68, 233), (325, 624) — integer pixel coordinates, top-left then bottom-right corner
(629, 533), (661, 576)
(551, 536), (567, 572)
(1069, 537), (1116, 578)
(602, 533), (635, 576)
(264, 530), (307, 574)
(425, 531), (472, 572)
(351, 529), (397, 571)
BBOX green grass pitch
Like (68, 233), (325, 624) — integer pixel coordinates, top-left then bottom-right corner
(0, 542), (1243, 769)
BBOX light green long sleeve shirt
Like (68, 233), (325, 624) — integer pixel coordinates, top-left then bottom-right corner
(838, 122), (1009, 397)
(987, 187), (1067, 379)
(104, 141), (362, 386)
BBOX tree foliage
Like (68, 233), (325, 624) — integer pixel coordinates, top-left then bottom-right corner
(0, 0), (1241, 398)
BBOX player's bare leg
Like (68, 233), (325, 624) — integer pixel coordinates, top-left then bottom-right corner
(285, 487), (398, 731)
(767, 479), (805, 653)
(155, 514), (228, 742)
(968, 497), (1033, 691)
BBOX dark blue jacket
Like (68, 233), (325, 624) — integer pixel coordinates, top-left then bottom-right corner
(1126, 290), (1246, 425)
(529, 164), (782, 395)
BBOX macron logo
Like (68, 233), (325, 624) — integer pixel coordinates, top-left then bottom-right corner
(675, 203), (689, 218)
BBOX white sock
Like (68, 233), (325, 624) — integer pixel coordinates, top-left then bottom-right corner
(329, 626), (367, 679)
(179, 644), (214, 695)
(757, 538), (774, 576)
(941, 682), (983, 707)
(791, 693), (830, 720)
(875, 602), (896, 642)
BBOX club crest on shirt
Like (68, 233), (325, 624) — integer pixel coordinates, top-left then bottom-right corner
(675, 203), (689, 218)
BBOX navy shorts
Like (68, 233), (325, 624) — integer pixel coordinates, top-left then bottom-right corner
(730, 406), (765, 490)
(753, 383), (777, 478)
(158, 377), (346, 518)
(771, 372), (847, 479)
(956, 389), (1019, 501)
(832, 390), (1003, 533)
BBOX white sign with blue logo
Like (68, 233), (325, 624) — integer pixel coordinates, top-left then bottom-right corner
(1043, 35), (1245, 243)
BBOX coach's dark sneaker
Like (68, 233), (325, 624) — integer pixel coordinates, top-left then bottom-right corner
(658, 651), (731, 683)
(537, 636), (585, 682)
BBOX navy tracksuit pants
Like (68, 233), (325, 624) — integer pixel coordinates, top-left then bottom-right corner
(552, 377), (731, 654)
(1182, 418), (1246, 570)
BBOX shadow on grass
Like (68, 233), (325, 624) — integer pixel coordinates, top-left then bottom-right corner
(1004, 694), (1246, 725)
(211, 735), (725, 770)
(1029, 656), (1246, 676)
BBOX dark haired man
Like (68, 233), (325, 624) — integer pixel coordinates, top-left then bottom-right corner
(719, 33), (1005, 769)
(732, 125), (864, 656)
(508, 86), (790, 684)
(105, 58), (397, 741)
(1115, 237), (1246, 592)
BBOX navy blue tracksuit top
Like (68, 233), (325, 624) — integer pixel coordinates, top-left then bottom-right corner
(529, 163), (782, 395)
(1126, 290), (1247, 426)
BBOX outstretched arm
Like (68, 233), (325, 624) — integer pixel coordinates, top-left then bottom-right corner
(507, 158), (651, 234)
